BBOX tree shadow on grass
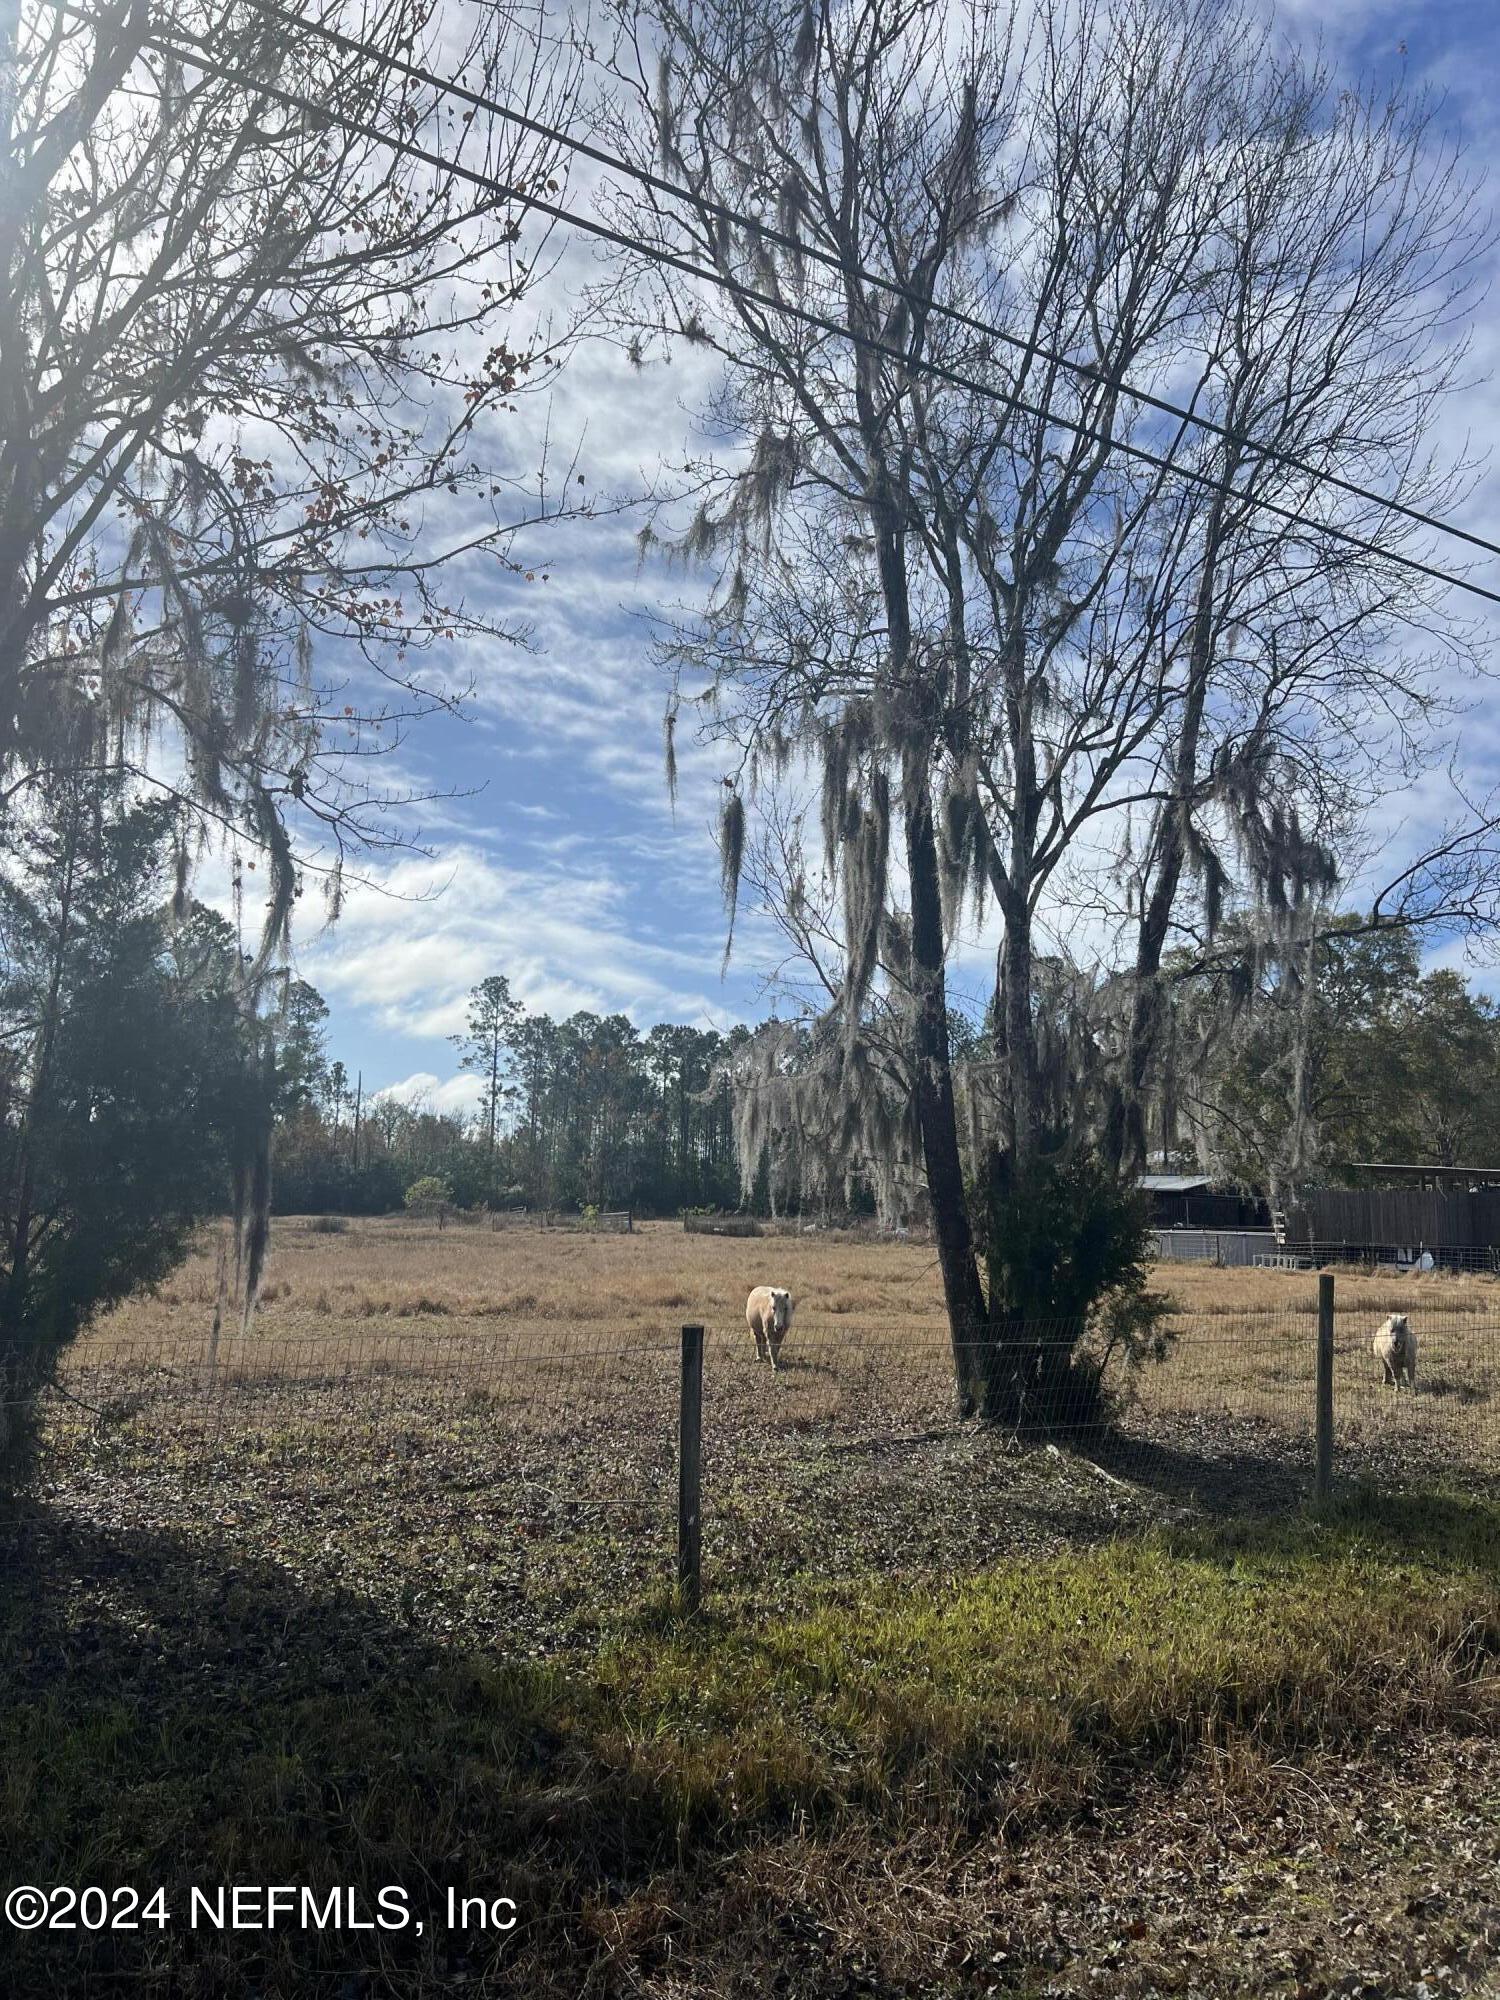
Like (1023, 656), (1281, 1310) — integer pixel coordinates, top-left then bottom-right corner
(5, 1462), (1494, 2000)
(0, 1499), (683, 2000)
(1295, 1483), (1500, 1576)
(1083, 1422), (1312, 1516)
(1056, 1428), (1500, 1577)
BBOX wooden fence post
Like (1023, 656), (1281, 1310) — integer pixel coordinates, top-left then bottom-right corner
(678, 1324), (704, 1612)
(1314, 1271), (1335, 1504)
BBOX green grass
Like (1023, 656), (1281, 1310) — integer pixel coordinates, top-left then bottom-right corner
(4, 1489), (1498, 1994)
(585, 1489), (1500, 1829)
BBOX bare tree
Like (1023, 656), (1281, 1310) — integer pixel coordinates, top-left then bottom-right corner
(606, 0), (1493, 1419)
(608, 0), (1018, 1395)
(2, 0), (579, 944)
(1100, 31), (1492, 1174)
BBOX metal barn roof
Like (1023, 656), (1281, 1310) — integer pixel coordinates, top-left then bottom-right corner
(1136, 1174), (1215, 1193)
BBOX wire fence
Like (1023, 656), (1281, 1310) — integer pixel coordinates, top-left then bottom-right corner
(1154, 1229), (1500, 1274)
(684, 1212), (932, 1241)
(15, 1273), (1497, 1639)
(294, 1207), (636, 1235)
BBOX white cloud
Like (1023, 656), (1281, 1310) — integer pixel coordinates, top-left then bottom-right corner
(299, 837), (765, 1041)
(371, 1070), (483, 1115)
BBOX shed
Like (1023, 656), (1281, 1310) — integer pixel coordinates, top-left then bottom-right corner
(1136, 1175), (1268, 1230)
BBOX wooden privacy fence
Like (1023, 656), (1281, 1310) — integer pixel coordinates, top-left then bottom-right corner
(1288, 1185), (1500, 1256)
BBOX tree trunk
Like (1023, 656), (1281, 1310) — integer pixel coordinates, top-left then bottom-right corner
(864, 451), (989, 1412)
(998, 879), (1040, 1164)
(1111, 511), (1225, 1174)
(902, 743), (989, 1413)
(1000, 645), (1044, 1164)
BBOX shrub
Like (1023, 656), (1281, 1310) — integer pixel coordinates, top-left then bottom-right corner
(0, 779), (267, 1488)
(403, 1176), (452, 1217)
(969, 1143), (1173, 1430)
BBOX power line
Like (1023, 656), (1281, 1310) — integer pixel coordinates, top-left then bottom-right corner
(37, 0), (1500, 610)
(180, 0), (1500, 577)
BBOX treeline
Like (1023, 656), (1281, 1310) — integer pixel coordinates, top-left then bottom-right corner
(271, 976), (747, 1215)
(1184, 921), (1500, 1187)
(273, 933), (1500, 1219)
(706, 920), (1500, 1227)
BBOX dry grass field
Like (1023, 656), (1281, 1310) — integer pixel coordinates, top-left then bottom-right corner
(6, 1220), (1500, 1997)
(63, 1215), (1500, 1494)
(84, 1208), (1500, 1332)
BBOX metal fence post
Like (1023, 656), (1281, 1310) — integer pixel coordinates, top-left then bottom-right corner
(1314, 1272), (1335, 1503)
(678, 1324), (704, 1612)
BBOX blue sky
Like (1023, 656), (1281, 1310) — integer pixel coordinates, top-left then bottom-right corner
(281, 0), (1500, 1117)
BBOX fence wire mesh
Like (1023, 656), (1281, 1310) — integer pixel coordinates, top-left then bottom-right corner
(1154, 1230), (1500, 1274)
(8, 1221), (1500, 1649)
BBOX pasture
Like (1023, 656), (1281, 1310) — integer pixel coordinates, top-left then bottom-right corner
(5, 1221), (1500, 1996)
(51, 1217), (1500, 1598)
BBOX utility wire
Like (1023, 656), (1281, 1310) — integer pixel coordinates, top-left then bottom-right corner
(38, 0), (1500, 610)
(172, 0), (1500, 576)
